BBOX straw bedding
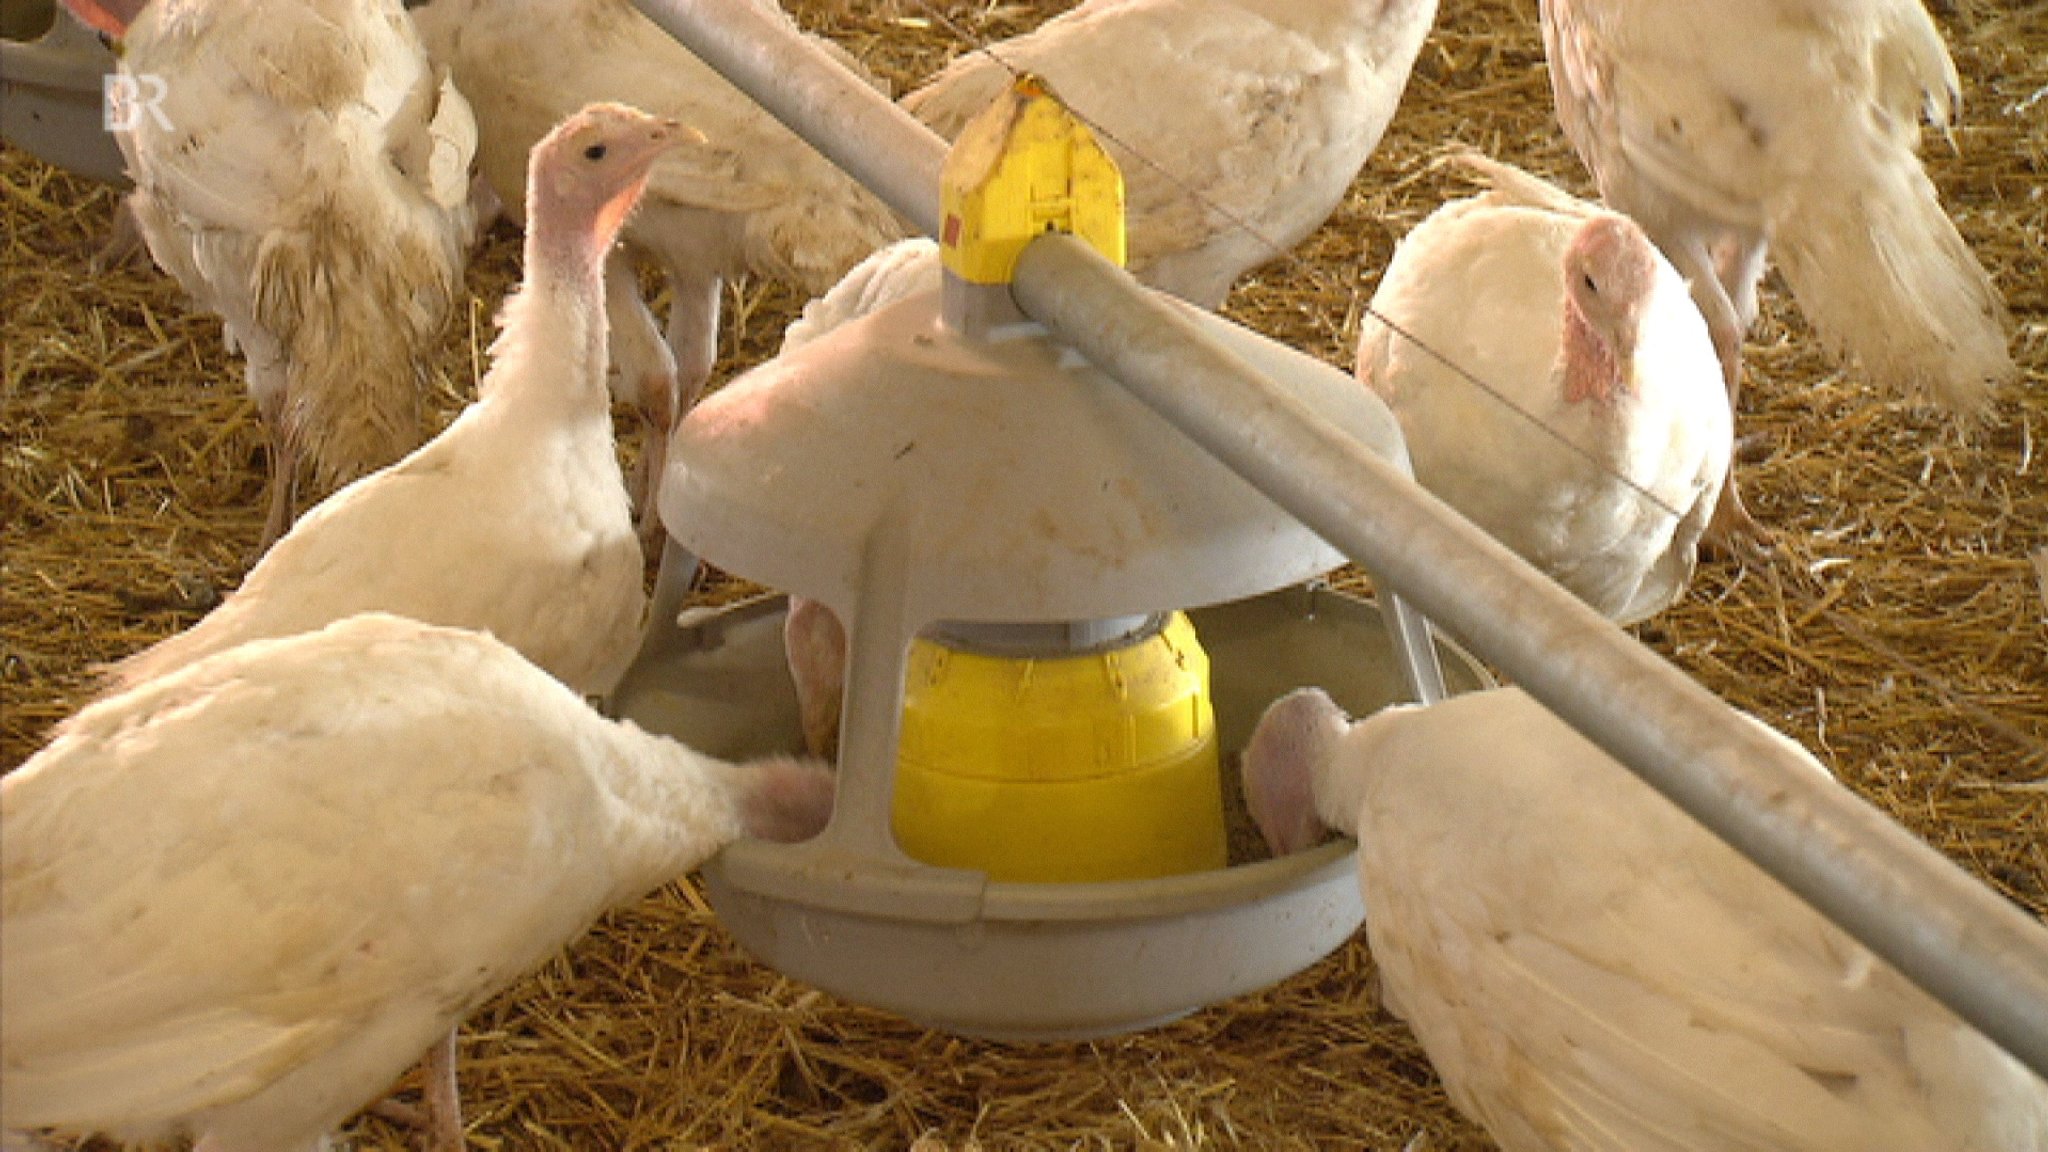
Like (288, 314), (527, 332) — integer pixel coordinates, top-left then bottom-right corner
(1, 0), (2042, 1147)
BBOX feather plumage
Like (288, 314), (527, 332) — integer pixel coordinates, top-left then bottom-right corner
(411, 0), (906, 548)
(779, 236), (941, 354)
(1539, 0), (2013, 413)
(97, 0), (479, 547)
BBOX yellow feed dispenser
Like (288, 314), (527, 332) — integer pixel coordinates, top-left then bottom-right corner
(895, 614), (1224, 882)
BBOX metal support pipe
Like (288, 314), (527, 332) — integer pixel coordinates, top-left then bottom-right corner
(631, 0), (2048, 1074)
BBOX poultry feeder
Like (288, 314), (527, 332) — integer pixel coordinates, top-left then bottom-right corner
(0, 0), (127, 186)
(609, 75), (1490, 1042)
(875, 82), (1228, 886)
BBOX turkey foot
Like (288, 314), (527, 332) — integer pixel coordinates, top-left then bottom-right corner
(90, 199), (148, 274)
(366, 1029), (465, 1151)
(1702, 473), (1773, 562)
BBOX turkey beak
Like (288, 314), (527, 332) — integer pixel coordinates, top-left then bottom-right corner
(614, 119), (704, 198)
(1611, 316), (1640, 377)
(1616, 332), (1641, 396)
(623, 118), (701, 178)
(649, 118), (702, 156)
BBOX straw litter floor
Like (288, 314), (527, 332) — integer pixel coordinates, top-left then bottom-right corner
(2, 0), (2044, 1148)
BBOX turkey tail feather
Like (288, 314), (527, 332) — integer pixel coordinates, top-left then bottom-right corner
(1443, 148), (1594, 218)
(1773, 151), (2012, 417)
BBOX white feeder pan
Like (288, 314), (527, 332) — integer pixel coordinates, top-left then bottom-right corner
(611, 584), (1492, 1041)
(1, 3), (128, 187)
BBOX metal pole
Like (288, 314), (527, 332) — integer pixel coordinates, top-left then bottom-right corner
(632, 0), (2048, 1075)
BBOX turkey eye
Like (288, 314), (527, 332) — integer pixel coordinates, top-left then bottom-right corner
(584, 143), (608, 161)
(1581, 272), (1598, 294)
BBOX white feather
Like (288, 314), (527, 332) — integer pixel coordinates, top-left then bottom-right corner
(102, 108), (658, 698)
(113, 0), (479, 494)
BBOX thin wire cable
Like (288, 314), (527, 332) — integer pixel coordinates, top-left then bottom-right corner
(900, 0), (2047, 766)
(904, 0), (1688, 525)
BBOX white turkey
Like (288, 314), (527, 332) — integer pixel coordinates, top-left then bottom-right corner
(1356, 153), (1730, 626)
(2, 612), (835, 1152)
(1240, 684), (2048, 1152)
(901, 0), (1439, 310)
(410, 0), (907, 552)
(1539, 0), (2015, 550)
(102, 103), (688, 699)
(61, 0), (481, 551)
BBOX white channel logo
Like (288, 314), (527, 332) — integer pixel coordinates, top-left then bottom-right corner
(103, 74), (172, 132)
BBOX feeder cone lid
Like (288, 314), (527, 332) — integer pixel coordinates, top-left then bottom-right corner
(659, 283), (1407, 624)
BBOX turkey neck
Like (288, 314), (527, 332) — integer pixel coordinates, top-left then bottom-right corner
(1311, 724), (1377, 839)
(589, 726), (752, 904)
(484, 186), (626, 414)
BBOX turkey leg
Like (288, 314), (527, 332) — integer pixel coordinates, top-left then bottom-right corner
(1667, 234), (1770, 559)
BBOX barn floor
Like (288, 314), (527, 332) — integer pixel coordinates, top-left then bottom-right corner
(2, 0), (2043, 1148)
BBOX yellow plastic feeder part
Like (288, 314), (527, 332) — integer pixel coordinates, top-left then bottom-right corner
(938, 71), (1126, 286)
(892, 614), (1226, 883)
